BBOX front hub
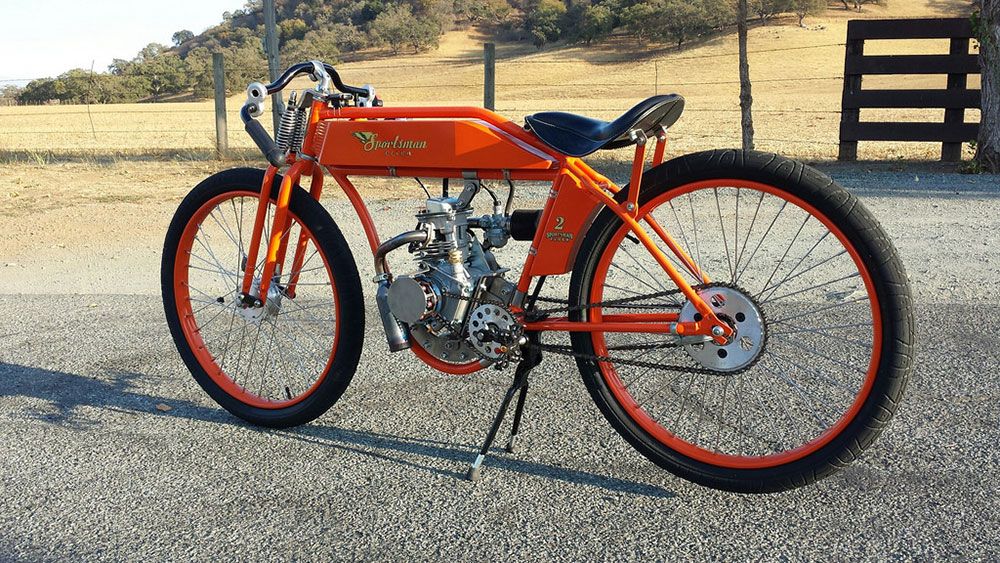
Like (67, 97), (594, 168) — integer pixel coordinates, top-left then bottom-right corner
(679, 285), (766, 373)
(237, 277), (284, 323)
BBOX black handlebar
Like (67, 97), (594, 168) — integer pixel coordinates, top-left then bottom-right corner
(240, 61), (369, 167)
(241, 105), (287, 167)
(260, 61), (369, 98)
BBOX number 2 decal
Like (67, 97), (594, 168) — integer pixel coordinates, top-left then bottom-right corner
(553, 216), (565, 230)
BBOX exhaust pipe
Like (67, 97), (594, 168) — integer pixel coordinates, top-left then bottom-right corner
(373, 229), (429, 352)
(376, 280), (411, 352)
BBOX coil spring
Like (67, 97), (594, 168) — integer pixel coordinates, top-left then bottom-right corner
(275, 92), (308, 154)
(291, 108), (308, 153)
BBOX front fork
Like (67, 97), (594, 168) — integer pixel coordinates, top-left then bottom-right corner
(238, 160), (323, 308)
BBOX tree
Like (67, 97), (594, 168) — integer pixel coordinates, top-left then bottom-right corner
(468, 0), (511, 25)
(326, 22), (370, 52)
(660, 0), (713, 48)
(409, 16), (443, 53)
(135, 43), (167, 63)
(839, 0), (886, 11)
(621, 1), (659, 46)
(278, 18), (309, 45)
(525, 0), (567, 49)
(185, 47), (216, 98)
(0, 84), (22, 106)
(575, 4), (613, 45)
(750, 0), (791, 25)
(18, 78), (64, 104)
(361, 0), (386, 22)
(975, 1), (1000, 171)
(369, 4), (418, 54)
(789, 0), (825, 26)
(282, 29), (342, 65)
(142, 54), (188, 102)
(172, 30), (195, 46)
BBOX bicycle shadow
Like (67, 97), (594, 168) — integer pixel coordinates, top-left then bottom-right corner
(0, 361), (675, 499)
(0, 361), (231, 428)
(278, 425), (677, 499)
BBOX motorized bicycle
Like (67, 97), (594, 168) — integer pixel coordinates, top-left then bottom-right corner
(161, 61), (914, 492)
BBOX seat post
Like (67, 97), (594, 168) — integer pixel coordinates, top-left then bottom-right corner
(626, 129), (647, 218)
(652, 125), (669, 167)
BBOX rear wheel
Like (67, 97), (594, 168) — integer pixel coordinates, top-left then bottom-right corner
(569, 150), (914, 492)
(162, 168), (363, 428)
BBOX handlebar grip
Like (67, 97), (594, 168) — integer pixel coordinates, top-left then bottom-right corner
(244, 118), (286, 168)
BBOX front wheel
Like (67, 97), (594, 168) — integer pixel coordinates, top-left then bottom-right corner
(162, 168), (364, 428)
(569, 150), (914, 492)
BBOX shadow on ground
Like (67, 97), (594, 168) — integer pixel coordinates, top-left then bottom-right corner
(0, 362), (674, 498)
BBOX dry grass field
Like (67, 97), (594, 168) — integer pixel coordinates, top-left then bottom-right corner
(0, 0), (978, 164)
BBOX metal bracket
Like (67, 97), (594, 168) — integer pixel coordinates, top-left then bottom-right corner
(652, 126), (669, 167)
(457, 171), (481, 208)
(625, 129), (648, 218)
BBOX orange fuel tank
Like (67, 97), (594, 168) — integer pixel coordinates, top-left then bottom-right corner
(315, 119), (559, 171)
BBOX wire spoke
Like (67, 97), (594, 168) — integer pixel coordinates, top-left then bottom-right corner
(764, 271), (860, 303)
(770, 334), (868, 375)
(714, 187), (734, 281)
(735, 199), (788, 285)
(769, 296), (869, 324)
(760, 232), (834, 302)
(770, 321), (873, 349)
(756, 212), (809, 300)
(733, 190), (765, 277)
(765, 351), (860, 394)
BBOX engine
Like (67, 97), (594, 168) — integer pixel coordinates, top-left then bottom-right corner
(375, 184), (523, 365)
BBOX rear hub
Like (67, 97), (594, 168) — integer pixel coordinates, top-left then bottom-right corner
(679, 284), (766, 373)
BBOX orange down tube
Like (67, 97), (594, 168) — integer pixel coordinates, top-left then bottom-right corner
(326, 169), (382, 257)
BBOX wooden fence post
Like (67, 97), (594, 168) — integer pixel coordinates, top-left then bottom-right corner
(484, 43), (495, 111)
(839, 33), (863, 161)
(942, 36), (971, 162)
(212, 52), (228, 160)
(263, 0), (284, 132)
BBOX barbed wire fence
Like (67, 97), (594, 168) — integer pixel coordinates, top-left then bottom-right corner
(0, 41), (855, 159)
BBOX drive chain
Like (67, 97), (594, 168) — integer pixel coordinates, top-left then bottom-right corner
(442, 284), (730, 375)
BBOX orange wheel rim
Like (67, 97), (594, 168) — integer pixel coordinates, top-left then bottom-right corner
(589, 179), (883, 469)
(173, 190), (340, 409)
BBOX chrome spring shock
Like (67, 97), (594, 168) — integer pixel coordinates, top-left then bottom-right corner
(275, 91), (304, 154)
(291, 106), (309, 153)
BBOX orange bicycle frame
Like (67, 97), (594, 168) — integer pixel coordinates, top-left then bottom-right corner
(240, 100), (731, 371)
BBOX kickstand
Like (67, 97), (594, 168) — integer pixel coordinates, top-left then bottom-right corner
(466, 332), (542, 481)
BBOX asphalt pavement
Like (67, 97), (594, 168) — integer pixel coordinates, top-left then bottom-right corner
(1, 163), (998, 560)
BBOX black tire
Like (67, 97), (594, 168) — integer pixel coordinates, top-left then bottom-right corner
(162, 167), (364, 428)
(569, 150), (914, 492)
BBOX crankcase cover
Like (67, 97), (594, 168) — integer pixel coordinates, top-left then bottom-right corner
(387, 276), (437, 323)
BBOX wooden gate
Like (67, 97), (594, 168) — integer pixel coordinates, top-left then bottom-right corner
(839, 18), (980, 162)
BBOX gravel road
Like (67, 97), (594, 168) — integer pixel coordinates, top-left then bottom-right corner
(1, 161), (998, 560)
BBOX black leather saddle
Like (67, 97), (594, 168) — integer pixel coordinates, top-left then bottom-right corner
(524, 94), (684, 158)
